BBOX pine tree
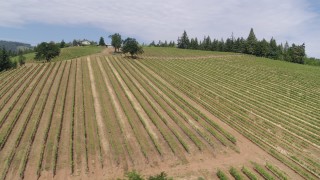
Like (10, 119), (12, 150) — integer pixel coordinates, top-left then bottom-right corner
(218, 39), (225, 51)
(268, 38), (279, 59)
(0, 48), (14, 71)
(99, 37), (106, 46)
(177, 30), (190, 49)
(60, 40), (66, 48)
(245, 28), (257, 54)
(254, 39), (269, 57)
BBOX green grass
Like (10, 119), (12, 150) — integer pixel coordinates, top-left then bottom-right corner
(12, 46), (103, 62)
(142, 47), (238, 57)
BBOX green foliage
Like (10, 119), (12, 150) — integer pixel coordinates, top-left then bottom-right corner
(177, 30), (190, 49)
(109, 33), (122, 52)
(122, 38), (144, 57)
(253, 162), (274, 180)
(60, 40), (66, 48)
(245, 28), (257, 54)
(287, 43), (305, 64)
(124, 171), (171, 180)
(148, 172), (172, 180)
(0, 48), (14, 71)
(304, 57), (320, 66)
(216, 170), (228, 180)
(12, 46), (102, 62)
(18, 54), (26, 66)
(126, 171), (144, 180)
(35, 42), (60, 61)
(241, 167), (257, 180)
(229, 167), (243, 180)
(266, 163), (288, 180)
(254, 39), (269, 57)
(99, 37), (106, 46)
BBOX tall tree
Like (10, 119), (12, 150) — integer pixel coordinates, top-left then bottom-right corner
(268, 38), (279, 59)
(60, 40), (66, 48)
(254, 39), (269, 57)
(35, 42), (60, 61)
(287, 43), (305, 64)
(245, 28), (257, 54)
(0, 48), (13, 71)
(177, 30), (190, 49)
(122, 38), (144, 58)
(99, 37), (106, 46)
(109, 33), (122, 52)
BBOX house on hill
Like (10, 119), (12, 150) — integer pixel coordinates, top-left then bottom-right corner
(81, 40), (91, 46)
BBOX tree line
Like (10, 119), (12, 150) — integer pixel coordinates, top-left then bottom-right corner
(150, 29), (320, 66)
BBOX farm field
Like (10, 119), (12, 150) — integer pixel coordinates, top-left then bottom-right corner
(0, 48), (319, 179)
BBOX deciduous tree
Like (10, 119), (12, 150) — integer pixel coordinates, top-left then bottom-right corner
(35, 42), (60, 61)
(109, 33), (122, 52)
(122, 38), (144, 58)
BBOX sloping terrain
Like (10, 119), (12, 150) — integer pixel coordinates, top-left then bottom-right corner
(0, 48), (318, 179)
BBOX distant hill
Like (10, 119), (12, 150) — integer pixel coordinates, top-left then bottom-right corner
(0, 40), (33, 52)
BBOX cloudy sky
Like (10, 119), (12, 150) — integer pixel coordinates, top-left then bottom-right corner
(0, 0), (319, 57)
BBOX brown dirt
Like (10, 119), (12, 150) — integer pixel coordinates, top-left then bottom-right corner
(24, 62), (65, 179)
(106, 58), (162, 146)
(0, 55), (308, 180)
(96, 57), (146, 166)
(100, 58), (162, 165)
(86, 57), (111, 162)
(56, 60), (76, 174)
(73, 59), (87, 176)
(133, 59), (304, 179)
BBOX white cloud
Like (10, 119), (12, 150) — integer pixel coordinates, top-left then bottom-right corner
(0, 0), (319, 57)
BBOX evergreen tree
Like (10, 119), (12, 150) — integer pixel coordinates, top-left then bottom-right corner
(203, 36), (212, 51)
(0, 48), (13, 71)
(218, 39), (225, 51)
(211, 39), (219, 51)
(177, 30), (190, 49)
(149, 41), (156, 47)
(99, 37), (106, 46)
(225, 38), (234, 52)
(189, 38), (199, 50)
(245, 28), (257, 54)
(254, 39), (269, 57)
(60, 40), (66, 48)
(268, 38), (279, 59)
(283, 41), (290, 61)
(164, 40), (168, 47)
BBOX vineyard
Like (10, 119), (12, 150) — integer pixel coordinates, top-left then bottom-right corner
(0, 48), (319, 179)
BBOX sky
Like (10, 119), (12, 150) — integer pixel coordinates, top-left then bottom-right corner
(0, 0), (319, 58)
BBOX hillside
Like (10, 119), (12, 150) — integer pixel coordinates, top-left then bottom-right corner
(11, 46), (104, 63)
(0, 47), (319, 179)
(0, 40), (32, 52)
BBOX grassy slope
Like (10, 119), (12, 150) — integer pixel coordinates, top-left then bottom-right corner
(142, 47), (238, 57)
(12, 46), (103, 63)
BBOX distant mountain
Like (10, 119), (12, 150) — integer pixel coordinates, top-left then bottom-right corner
(0, 40), (33, 52)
